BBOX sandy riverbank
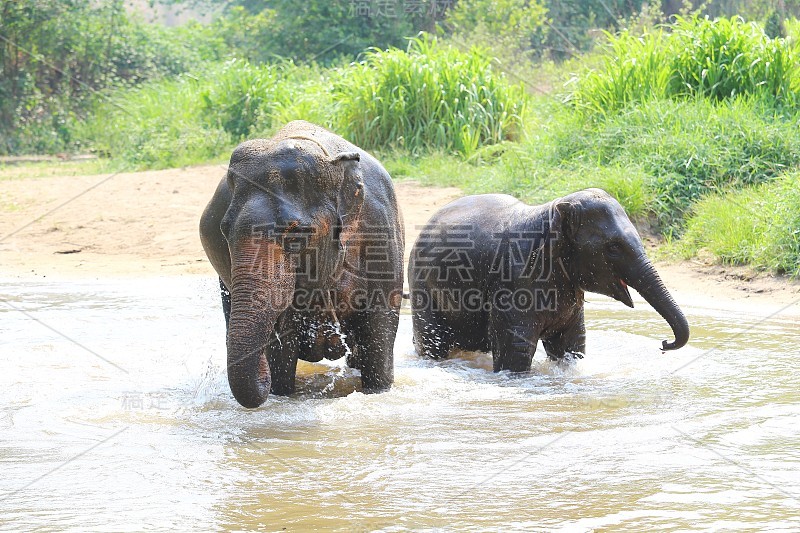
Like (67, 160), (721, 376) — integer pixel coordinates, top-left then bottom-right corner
(1, 163), (798, 314)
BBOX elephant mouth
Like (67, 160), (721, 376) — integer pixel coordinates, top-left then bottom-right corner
(611, 278), (634, 308)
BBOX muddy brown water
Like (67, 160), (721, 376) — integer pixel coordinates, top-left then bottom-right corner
(1, 278), (799, 531)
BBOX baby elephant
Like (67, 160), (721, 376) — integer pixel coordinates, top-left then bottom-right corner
(408, 189), (689, 371)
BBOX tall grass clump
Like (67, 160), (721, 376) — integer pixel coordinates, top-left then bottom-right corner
(199, 59), (288, 138)
(564, 30), (670, 115)
(334, 35), (527, 157)
(678, 172), (800, 276)
(568, 16), (800, 115)
(784, 17), (800, 43)
(668, 16), (799, 104)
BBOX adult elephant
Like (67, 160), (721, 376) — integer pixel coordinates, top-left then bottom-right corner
(200, 121), (404, 408)
(408, 189), (689, 371)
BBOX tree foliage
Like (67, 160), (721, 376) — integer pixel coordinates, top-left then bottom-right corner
(215, 0), (428, 63)
(445, 0), (548, 62)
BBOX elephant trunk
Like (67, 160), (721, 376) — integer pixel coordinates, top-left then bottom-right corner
(628, 257), (690, 351)
(226, 241), (295, 408)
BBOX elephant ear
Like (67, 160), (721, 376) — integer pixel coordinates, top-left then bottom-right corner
(548, 198), (582, 245)
(330, 151), (365, 249)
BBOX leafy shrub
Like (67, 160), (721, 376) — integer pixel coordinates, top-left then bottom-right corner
(334, 35), (527, 157)
(215, 1), (420, 64)
(539, 0), (640, 59)
(445, 0), (548, 65)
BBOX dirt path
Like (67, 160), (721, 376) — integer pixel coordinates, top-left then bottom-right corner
(1, 163), (798, 314)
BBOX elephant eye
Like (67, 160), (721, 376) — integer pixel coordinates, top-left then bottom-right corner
(606, 242), (623, 255)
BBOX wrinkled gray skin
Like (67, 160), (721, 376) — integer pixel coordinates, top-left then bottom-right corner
(408, 189), (689, 371)
(200, 121), (404, 408)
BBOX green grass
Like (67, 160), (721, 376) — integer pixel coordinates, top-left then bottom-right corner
(383, 141), (653, 221)
(563, 97), (800, 229)
(77, 60), (331, 170)
(675, 172), (800, 276)
(564, 28), (671, 116)
(201, 59), (333, 138)
(386, 91), (800, 241)
(78, 73), (230, 169)
(669, 16), (799, 104)
(77, 37), (527, 167)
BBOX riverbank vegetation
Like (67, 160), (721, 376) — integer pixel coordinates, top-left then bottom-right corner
(2, 0), (799, 275)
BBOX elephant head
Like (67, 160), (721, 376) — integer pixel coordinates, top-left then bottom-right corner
(218, 138), (364, 408)
(550, 188), (689, 350)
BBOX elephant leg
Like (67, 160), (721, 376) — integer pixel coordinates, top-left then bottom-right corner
(353, 309), (398, 393)
(267, 315), (300, 396)
(490, 312), (538, 372)
(542, 308), (586, 361)
(412, 307), (454, 360)
(219, 277), (231, 331)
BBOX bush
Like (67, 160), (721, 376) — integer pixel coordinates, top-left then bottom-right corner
(539, 0), (641, 59)
(445, 0), (548, 65)
(334, 35), (527, 157)
(216, 1), (417, 64)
